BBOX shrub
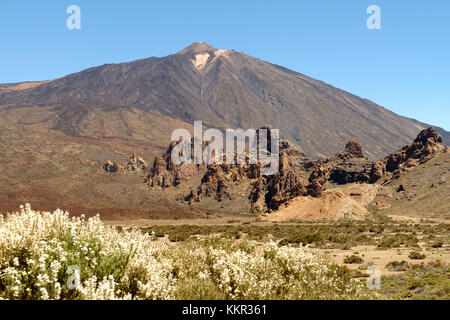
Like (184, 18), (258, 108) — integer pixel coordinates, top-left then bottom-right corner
(408, 251), (426, 260)
(386, 261), (409, 271)
(431, 241), (443, 248)
(343, 255), (364, 264)
(168, 233), (189, 242)
(377, 234), (418, 249)
(0, 204), (380, 300)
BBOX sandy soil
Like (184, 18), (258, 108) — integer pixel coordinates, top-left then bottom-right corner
(263, 184), (380, 222)
(306, 245), (449, 276)
(102, 216), (259, 228)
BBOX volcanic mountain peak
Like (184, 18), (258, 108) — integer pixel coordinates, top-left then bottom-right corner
(178, 42), (232, 70)
(178, 41), (217, 55)
(0, 42), (449, 160)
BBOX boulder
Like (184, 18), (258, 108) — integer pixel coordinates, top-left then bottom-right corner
(103, 161), (121, 173)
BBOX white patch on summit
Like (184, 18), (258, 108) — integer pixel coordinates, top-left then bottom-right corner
(192, 53), (210, 70)
(214, 49), (228, 57)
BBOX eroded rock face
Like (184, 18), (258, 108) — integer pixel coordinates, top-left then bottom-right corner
(343, 140), (365, 159)
(146, 142), (184, 188)
(307, 164), (329, 197)
(126, 153), (147, 172)
(250, 149), (309, 212)
(248, 177), (267, 213)
(147, 136), (311, 212)
(147, 138), (381, 212)
(329, 160), (371, 184)
(186, 161), (262, 204)
(306, 140), (376, 197)
(144, 128), (448, 215)
(369, 161), (385, 183)
(385, 127), (447, 173)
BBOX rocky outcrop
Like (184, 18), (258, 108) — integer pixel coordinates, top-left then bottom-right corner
(249, 149), (309, 212)
(145, 128), (448, 216)
(146, 142), (184, 188)
(328, 160), (372, 184)
(306, 140), (376, 197)
(148, 138), (381, 213)
(385, 127), (447, 174)
(378, 127), (448, 184)
(342, 140), (365, 159)
(369, 161), (385, 183)
(263, 151), (309, 210)
(147, 135), (312, 212)
(125, 153), (147, 172)
(186, 161), (262, 204)
(103, 161), (121, 173)
(306, 164), (330, 197)
(305, 128), (447, 189)
(103, 154), (147, 174)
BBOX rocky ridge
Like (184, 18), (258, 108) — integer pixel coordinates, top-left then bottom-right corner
(141, 127), (447, 216)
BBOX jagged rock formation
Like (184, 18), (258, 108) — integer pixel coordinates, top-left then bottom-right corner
(146, 137), (379, 213)
(249, 149), (309, 212)
(342, 140), (365, 159)
(306, 142), (378, 197)
(263, 129), (449, 221)
(305, 128), (447, 197)
(147, 136), (313, 212)
(384, 127), (447, 180)
(125, 153), (147, 172)
(186, 162), (261, 203)
(103, 154), (147, 174)
(369, 161), (385, 183)
(145, 127), (448, 217)
(145, 142), (184, 188)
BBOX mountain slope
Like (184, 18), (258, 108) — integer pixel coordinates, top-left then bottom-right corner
(1, 42), (448, 159)
(0, 42), (449, 218)
(375, 151), (450, 220)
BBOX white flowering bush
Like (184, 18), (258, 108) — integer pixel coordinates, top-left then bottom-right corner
(0, 205), (379, 300)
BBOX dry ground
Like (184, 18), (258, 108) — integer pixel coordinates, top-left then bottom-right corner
(106, 216), (448, 299)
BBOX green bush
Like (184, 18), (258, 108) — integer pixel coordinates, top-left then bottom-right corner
(431, 241), (443, 248)
(343, 255), (364, 264)
(408, 251), (426, 260)
(377, 234), (419, 249)
(386, 261), (409, 271)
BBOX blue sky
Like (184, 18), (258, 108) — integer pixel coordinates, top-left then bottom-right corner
(1, 1), (449, 130)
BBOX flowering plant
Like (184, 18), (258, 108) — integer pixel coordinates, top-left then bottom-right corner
(0, 204), (379, 300)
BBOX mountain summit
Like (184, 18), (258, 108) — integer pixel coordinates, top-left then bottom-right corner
(0, 42), (449, 216)
(178, 41), (217, 54)
(0, 42), (448, 159)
